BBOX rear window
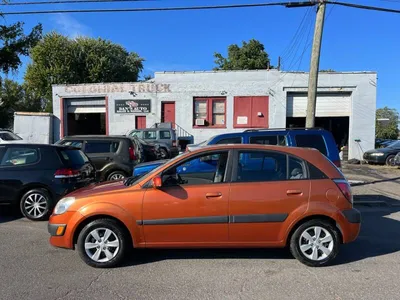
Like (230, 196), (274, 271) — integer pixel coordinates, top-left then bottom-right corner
(215, 137), (242, 144)
(85, 141), (120, 153)
(295, 134), (328, 156)
(0, 132), (22, 141)
(59, 149), (89, 166)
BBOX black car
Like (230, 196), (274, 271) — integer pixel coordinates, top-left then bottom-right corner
(57, 136), (145, 181)
(363, 140), (400, 166)
(0, 143), (95, 221)
(131, 136), (161, 162)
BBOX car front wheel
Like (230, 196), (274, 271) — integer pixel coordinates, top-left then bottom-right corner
(386, 155), (396, 166)
(290, 220), (340, 267)
(107, 171), (126, 181)
(77, 219), (128, 268)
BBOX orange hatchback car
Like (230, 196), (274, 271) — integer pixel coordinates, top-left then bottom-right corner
(48, 144), (361, 268)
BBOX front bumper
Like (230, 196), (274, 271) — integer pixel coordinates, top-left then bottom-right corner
(48, 211), (83, 249)
(363, 153), (386, 164)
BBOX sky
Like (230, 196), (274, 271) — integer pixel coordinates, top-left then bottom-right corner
(1, 0), (400, 111)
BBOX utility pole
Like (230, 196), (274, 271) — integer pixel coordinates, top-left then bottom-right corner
(306, 0), (326, 128)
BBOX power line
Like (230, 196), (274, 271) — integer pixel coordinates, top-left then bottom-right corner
(327, 1), (400, 14)
(1, 1), (316, 15)
(0, 0), (150, 5)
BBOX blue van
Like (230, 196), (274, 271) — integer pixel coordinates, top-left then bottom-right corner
(132, 128), (340, 176)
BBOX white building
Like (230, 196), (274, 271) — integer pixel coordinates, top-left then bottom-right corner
(50, 69), (377, 160)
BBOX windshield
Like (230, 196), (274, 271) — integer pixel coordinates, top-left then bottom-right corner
(386, 140), (400, 148)
(0, 132), (22, 141)
(125, 151), (188, 186)
(129, 131), (142, 138)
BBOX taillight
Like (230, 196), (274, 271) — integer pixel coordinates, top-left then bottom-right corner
(55, 168), (80, 178)
(334, 179), (353, 204)
(129, 146), (136, 161)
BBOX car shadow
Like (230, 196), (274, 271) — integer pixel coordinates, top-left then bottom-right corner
(351, 176), (400, 187)
(0, 206), (22, 224)
(121, 197), (400, 268)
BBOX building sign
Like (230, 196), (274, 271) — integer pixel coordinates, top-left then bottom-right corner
(64, 83), (171, 94)
(115, 100), (151, 113)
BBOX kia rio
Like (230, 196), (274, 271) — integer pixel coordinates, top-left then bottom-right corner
(48, 144), (360, 268)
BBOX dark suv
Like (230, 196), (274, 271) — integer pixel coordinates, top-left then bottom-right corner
(56, 136), (144, 181)
(127, 128), (179, 159)
(0, 143), (95, 221)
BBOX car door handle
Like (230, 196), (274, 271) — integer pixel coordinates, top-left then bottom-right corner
(287, 190), (303, 196)
(205, 192), (222, 198)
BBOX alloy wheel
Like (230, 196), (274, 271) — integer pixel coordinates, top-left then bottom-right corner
(84, 228), (120, 263)
(110, 173), (125, 180)
(23, 193), (48, 219)
(298, 226), (334, 261)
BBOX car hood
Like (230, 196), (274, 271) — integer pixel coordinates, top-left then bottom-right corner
(365, 147), (399, 154)
(68, 180), (129, 199)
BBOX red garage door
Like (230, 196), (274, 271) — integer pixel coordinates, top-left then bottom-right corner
(233, 96), (269, 128)
(135, 116), (146, 129)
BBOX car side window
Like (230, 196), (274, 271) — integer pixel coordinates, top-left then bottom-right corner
(144, 131), (157, 139)
(235, 151), (287, 182)
(295, 134), (328, 156)
(0, 146), (6, 161)
(162, 151), (229, 186)
(288, 156), (307, 180)
(0, 147), (39, 166)
(216, 137), (242, 144)
(160, 130), (171, 139)
(250, 135), (278, 145)
(61, 140), (83, 148)
(85, 141), (119, 154)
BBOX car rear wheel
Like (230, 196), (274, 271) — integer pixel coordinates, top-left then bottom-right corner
(20, 188), (52, 221)
(290, 219), (339, 267)
(107, 171), (126, 181)
(77, 219), (128, 268)
(385, 155), (396, 166)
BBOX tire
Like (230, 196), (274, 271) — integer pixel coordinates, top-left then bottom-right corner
(289, 219), (340, 267)
(77, 219), (128, 268)
(159, 148), (169, 159)
(385, 155), (396, 166)
(20, 188), (52, 221)
(107, 170), (127, 181)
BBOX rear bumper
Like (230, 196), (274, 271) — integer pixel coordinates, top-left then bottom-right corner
(339, 208), (361, 243)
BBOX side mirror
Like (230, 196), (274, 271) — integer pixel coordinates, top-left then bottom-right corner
(152, 176), (162, 189)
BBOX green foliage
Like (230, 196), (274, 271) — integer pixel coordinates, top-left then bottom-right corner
(213, 39), (272, 70)
(0, 79), (42, 128)
(0, 22), (42, 75)
(376, 107), (399, 140)
(320, 69), (336, 72)
(24, 32), (144, 112)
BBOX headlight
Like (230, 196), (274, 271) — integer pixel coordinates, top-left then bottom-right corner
(370, 153), (384, 156)
(54, 197), (76, 215)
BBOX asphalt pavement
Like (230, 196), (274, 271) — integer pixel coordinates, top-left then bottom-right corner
(1, 205), (400, 300)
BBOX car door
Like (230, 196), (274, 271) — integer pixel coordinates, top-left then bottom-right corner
(141, 150), (232, 245)
(0, 146), (41, 204)
(83, 140), (118, 173)
(228, 149), (310, 243)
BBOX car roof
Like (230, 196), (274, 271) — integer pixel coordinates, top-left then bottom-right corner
(62, 135), (130, 140)
(130, 128), (173, 132)
(208, 128), (327, 140)
(0, 142), (81, 149)
(188, 144), (318, 155)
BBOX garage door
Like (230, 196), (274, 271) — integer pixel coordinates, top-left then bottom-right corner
(287, 93), (351, 117)
(66, 98), (106, 113)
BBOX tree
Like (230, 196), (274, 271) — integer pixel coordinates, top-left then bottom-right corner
(0, 79), (42, 128)
(213, 39), (272, 70)
(24, 32), (144, 111)
(376, 107), (399, 140)
(320, 69), (336, 72)
(0, 22), (42, 78)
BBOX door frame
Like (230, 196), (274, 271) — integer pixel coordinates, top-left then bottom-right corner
(161, 101), (176, 125)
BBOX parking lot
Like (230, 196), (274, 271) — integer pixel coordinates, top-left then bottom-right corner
(1, 164), (400, 300)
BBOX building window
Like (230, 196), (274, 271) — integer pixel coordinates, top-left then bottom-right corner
(193, 97), (226, 128)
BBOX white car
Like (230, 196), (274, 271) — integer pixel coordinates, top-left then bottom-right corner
(0, 129), (23, 143)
